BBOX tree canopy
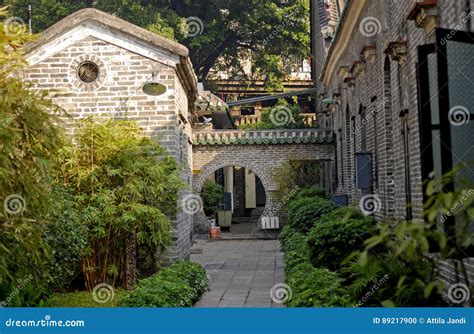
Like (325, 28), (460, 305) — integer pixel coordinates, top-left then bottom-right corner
(3, 0), (310, 87)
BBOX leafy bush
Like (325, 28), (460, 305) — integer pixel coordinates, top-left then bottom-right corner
(286, 197), (336, 234)
(200, 180), (224, 216)
(345, 251), (446, 307)
(275, 161), (324, 203)
(118, 261), (208, 307)
(278, 225), (296, 248)
(0, 10), (63, 306)
(306, 209), (376, 271)
(54, 118), (183, 289)
(45, 187), (87, 292)
(282, 232), (310, 276)
(316, 206), (368, 224)
(289, 186), (326, 203)
(345, 220), (450, 306)
(286, 263), (353, 307)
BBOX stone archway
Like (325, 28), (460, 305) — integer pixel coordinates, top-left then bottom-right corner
(191, 129), (336, 235)
(193, 159), (279, 235)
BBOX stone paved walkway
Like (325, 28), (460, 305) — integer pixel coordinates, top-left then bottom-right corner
(191, 239), (285, 307)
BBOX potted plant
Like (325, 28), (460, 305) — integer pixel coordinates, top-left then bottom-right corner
(201, 180), (224, 238)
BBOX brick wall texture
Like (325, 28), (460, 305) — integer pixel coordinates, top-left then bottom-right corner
(316, 0), (473, 293)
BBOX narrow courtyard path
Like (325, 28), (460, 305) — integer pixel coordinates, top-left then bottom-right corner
(191, 239), (285, 307)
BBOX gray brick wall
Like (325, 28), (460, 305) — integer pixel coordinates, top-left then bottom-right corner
(318, 0), (473, 294)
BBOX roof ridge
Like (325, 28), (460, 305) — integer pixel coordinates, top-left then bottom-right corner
(24, 8), (189, 57)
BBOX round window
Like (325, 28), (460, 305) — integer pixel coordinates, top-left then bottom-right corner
(77, 61), (100, 83)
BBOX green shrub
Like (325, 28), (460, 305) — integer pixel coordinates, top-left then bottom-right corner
(118, 261), (207, 307)
(54, 119), (182, 289)
(345, 252), (446, 307)
(287, 197), (336, 234)
(282, 232), (311, 277)
(45, 187), (87, 292)
(316, 206), (368, 224)
(278, 225), (296, 249)
(0, 15), (64, 305)
(275, 161), (324, 203)
(201, 180), (224, 216)
(306, 209), (376, 271)
(345, 220), (448, 307)
(289, 186), (326, 203)
(286, 263), (353, 307)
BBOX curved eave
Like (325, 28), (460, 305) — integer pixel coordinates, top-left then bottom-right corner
(320, 0), (368, 86)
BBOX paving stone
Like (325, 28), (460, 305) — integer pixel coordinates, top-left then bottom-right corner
(191, 239), (285, 307)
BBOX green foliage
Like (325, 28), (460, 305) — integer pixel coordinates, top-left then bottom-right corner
(54, 118), (183, 289)
(286, 263), (353, 307)
(5, 0), (310, 84)
(286, 197), (336, 234)
(306, 209), (376, 271)
(45, 187), (87, 292)
(200, 180), (224, 217)
(281, 232), (310, 277)
(346, 219), (448, 307)
(47, 289), (131, 307)
(289, 186), (326, 202)
(5, 0), (186, 41)
(0, 7), (63, 306)
(423, 164), (474, 255)
(278, 225), (296, 249)
(275, 160), (324, 202)
(118, 261), (208, 307)
(345, 250), (446, 307)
